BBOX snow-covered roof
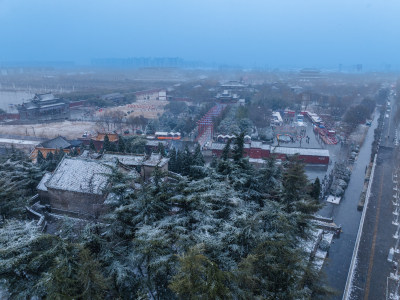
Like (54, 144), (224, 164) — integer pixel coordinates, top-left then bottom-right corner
(146, 140), (168, 147)
(143, 153), (169, 167)
(271, 146), (329, 157)
(45, 157), (115, 195)
(101, 153), (146, 166)
(37, 172), (52, 192)
(211, 142), (329, 157)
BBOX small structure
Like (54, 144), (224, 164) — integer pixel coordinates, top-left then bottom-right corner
(30, 136), (74, 162)
(215, 90), (240, 103)
(79, 132), (119, 152)
(100, 93), (125, 104)
(134, 89), (167, 101)
(142, 153), (169, 181)
(18, 93), (69, 121)
(37, 157), (116, 217)
(101, 152), (145, 171)
(272, 112), (283, 126)
(327, 195), (341, 204)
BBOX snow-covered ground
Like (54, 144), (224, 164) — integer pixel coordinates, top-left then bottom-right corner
(0, 121), (99, 139)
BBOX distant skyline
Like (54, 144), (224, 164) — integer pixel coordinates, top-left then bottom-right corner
(0, 0), (399, 70)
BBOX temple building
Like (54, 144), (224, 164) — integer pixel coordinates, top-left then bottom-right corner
(18, 93), (69, 121)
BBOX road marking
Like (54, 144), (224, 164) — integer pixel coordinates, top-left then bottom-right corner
(364, 165), (385, 300)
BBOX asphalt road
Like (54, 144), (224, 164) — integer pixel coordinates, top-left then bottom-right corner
(320, 110), (378, 299)
(349, 90), (399, 300)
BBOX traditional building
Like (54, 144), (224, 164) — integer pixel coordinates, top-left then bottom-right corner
(30, 136), (75, 162)
(37, 157), (116, 218)
(211, 142), (329, 165)
(37, 152), (169, 217)
(142, 153), (169, 181)
(18, 93), (69, 120)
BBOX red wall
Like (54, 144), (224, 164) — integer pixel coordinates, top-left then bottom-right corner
(212, 147), (328, 164)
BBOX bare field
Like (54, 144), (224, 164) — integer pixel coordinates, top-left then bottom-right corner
(95, 100), (168, 119)
(0, 121), (99, 140)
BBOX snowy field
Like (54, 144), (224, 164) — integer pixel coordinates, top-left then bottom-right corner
(0, 121), (99, 139)
(95, 100), (168, 119)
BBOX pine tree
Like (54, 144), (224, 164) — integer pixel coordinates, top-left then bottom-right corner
(103, 134), (111, 152)
(168, 147), (177, 172)
(37, 150), (45, 164)
(222, 139), (231, 161)
(181, 145), (193, 175)
(310, 177), (321, 200)
(193, 144), (204, 166)
(169, 245), (231, 300)
(233, 132), (245, 162)
(176, 149), (183, 174)
(117, 136), (126, 153)
(89, 139), (96, 152)
(158, 142), (166, 157)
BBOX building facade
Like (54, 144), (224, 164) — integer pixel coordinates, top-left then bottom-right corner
(18, 93), (69, 121)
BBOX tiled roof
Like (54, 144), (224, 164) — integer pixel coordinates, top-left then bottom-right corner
(45, 157), (115, 195)
(40, 136), (71, 149)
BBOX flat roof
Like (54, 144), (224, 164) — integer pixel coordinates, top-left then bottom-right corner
(271, 146), (329, 157)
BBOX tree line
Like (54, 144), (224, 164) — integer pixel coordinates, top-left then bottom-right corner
(0, 135), (330, 299)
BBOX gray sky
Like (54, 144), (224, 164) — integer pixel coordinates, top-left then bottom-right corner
(0, 0), (399, 69)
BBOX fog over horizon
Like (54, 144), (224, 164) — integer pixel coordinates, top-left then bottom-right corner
(0, 0), (399, 70)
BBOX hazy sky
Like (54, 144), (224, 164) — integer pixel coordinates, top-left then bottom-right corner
(0, 0), (399, 69)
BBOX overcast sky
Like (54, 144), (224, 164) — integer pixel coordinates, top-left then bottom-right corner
(0, 0), (399, 69)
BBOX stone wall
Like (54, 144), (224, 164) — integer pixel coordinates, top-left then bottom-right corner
(47, 188), (107, 217)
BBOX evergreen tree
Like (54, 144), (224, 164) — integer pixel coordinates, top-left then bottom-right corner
(282, 158), (321, 235)
(168, 147), (177, 172)
(169, 245), (231, 300)
(37, 150), (45, 164)
(46, 245), (108, 300)
(310, 177), (321, 200)
(193, 144), (205, 166)
(233, 132), (245, 162)
(46, 151), (54, 161)
(221, 139), (231, 161)
(103, 134), (111, 152)
(181, 145), (193, 175)
(89, 139), (96, 152)
(117, 136), (126, 153)
(158, 142), (166, 157)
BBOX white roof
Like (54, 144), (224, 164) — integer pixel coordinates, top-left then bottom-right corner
(102, 153), (145, 166)
(37, 172), (52, 192)
(45, 157), (115, 195)
(143, 153), (169, 167)
(272, 111), (283, 122)
(211, 142), (329, 157)
(271, 146), (329, 157)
